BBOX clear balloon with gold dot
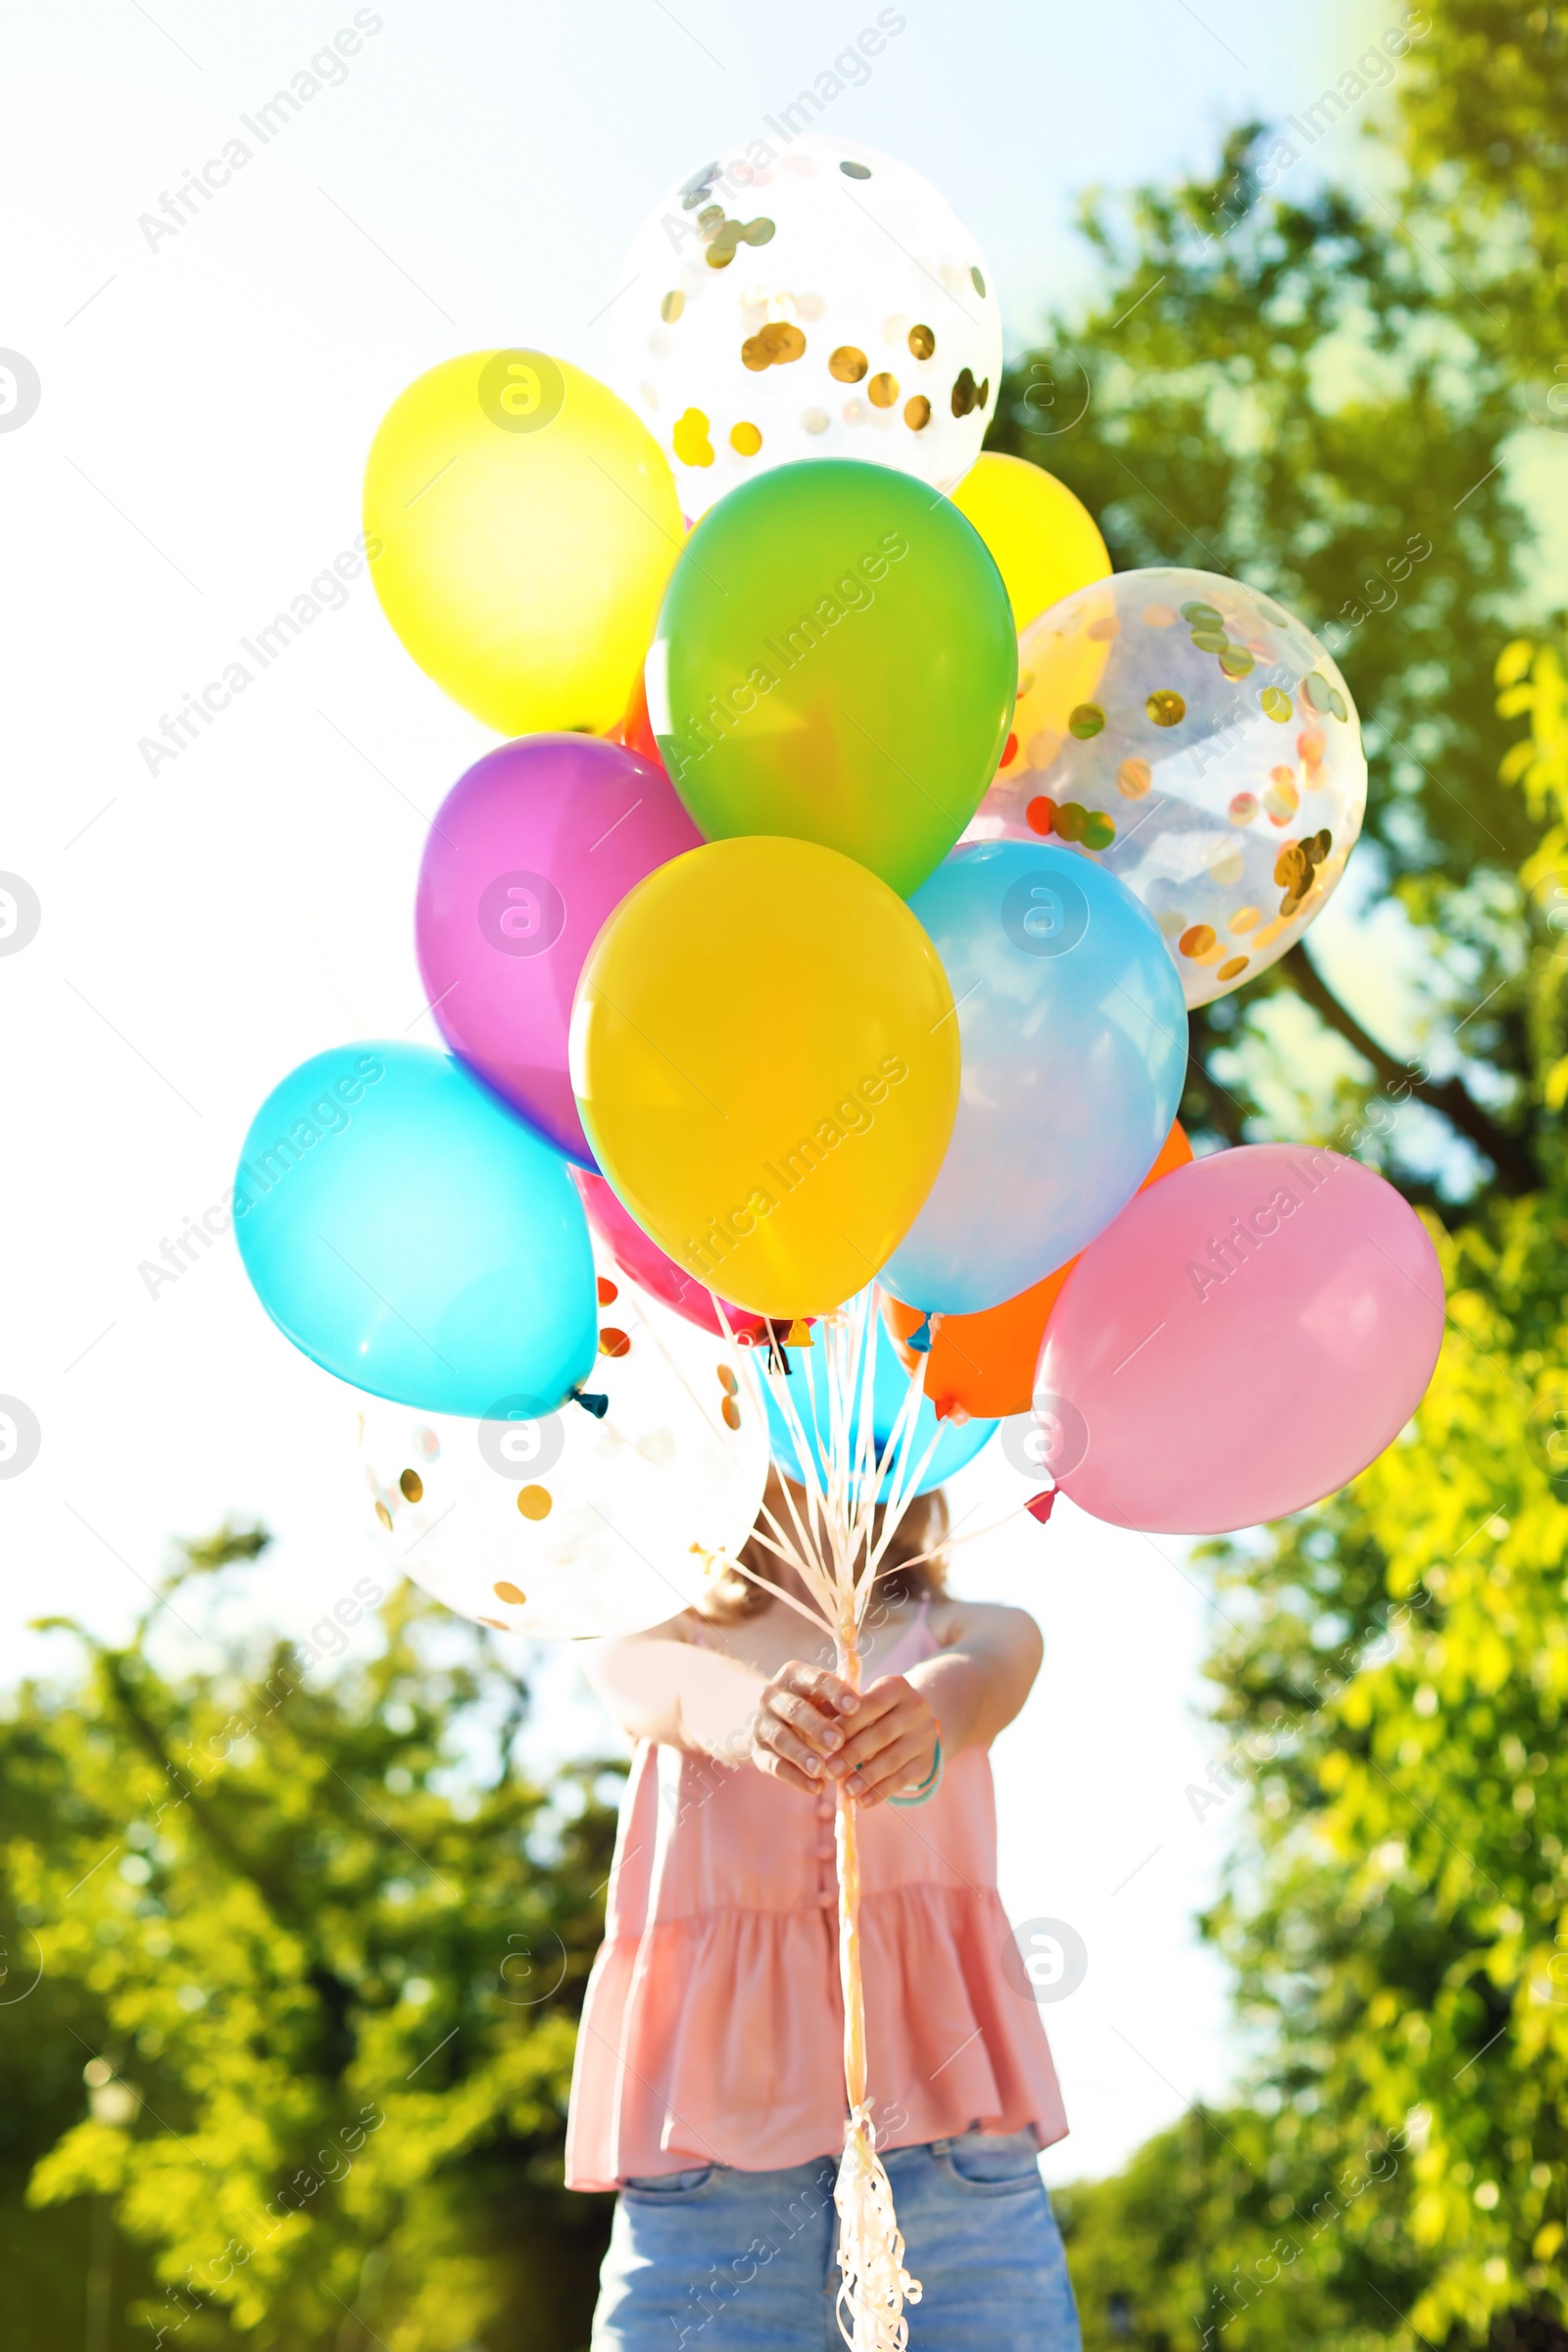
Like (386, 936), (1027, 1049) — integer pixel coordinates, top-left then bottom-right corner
(607, 134), (1000, 520)
(355, 1271), (767, 1641)
(966, 567), (1367, 1007)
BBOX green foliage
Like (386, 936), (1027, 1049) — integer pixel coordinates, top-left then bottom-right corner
(1055, 2105), (1425, 2351)
(991, 111), (1558, 1198)
(0, 1525), (616, 2350)
(1398, 1), (1568, 373)
(1187, 1197), (1568, 2346)
(984, 5), (1568, 2345)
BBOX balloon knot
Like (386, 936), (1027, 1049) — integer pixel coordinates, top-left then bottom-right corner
(906, 1314), (934, 1354)
(571, 1388), (610, 1420)
(1026, 1489), (1057, 1525)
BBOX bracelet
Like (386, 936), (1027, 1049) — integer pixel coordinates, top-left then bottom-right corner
(889, 1733), (943, 1807)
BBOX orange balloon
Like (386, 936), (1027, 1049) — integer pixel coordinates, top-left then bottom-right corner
(617, 664), (662, 764)
(884, 1122), (1194, 1419)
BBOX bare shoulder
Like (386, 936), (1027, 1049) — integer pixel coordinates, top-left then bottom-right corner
(928, 1596), (1044, 1659)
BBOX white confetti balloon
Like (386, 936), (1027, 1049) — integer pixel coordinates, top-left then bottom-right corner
(355, 1273), (767, 1640)
(967, 567), (1368, 1008)
(608, 134), (1001, 520)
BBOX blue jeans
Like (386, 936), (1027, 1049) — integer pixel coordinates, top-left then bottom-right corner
(591, 2131), (1081, 2350)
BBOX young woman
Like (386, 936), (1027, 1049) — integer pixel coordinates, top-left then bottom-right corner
(568, 1473), (1081, 2351)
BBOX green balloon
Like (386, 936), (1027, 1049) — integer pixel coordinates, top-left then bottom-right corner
(649, 460), (1017, 897)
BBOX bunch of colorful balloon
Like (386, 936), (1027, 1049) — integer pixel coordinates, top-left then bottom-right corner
(229, 129), (1450, 2352)
(233, 130), (1446, 1636)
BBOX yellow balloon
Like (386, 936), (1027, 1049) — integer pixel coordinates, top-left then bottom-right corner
(364, 350), (684, 736)
(950, 452), (1111, 632)
(571, 839), (959, 1318)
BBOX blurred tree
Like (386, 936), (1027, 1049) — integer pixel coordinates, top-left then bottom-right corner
(0, 1679), (162, 2345)
(990, 119), (1540, 1196)
(1398, 0), (1568, 374)
(1054, 2102), (1425, 2351)
(984, 5), (1568, 2346)
(0, 1523), (617, 2351)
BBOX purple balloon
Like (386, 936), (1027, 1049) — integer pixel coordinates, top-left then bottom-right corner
(416, 735), (703, 1165)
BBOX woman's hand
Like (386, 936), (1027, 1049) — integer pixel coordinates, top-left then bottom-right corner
(752, 1663), (939, 1806)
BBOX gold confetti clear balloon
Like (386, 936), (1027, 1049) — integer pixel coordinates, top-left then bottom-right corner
(967, 567), (1367, 1007)
(607, 135), (1001, 519)
(355, 1275), (766, 1640)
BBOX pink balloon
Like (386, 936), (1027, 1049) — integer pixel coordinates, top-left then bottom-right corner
(416, 736), (702, 1165)
(1034, 1145), (1445, 1534)
(573, 1170), (769, 1344)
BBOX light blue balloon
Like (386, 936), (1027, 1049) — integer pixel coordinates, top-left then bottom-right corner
(760, 1326), (997, 1502)
(234, 1041), (598, 1416)
(884, 842), (1189, 1314)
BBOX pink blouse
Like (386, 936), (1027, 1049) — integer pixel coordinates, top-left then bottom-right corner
(565, 1606), (1068, 2190)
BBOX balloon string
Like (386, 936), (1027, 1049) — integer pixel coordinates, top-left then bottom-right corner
(892, 1499), (1038, 1579)
(713, 1296), (840, 1622)
(635, 1285), (833, 1623)
(762, 1337), (842, 1609)
(834, 1607), (919, 2349)
(714, 1284), (928, 2342)
(721, 1544), (840, 1633)
(749, 1498), (824, 1585)
(836, 1617), (868, 2119)
(834, 1298), (924, 2343)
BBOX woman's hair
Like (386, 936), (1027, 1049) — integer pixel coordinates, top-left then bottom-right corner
(694, 1475), (950, 1625)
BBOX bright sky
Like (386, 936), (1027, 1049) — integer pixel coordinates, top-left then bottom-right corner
(5, 0), (1421, 2186)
